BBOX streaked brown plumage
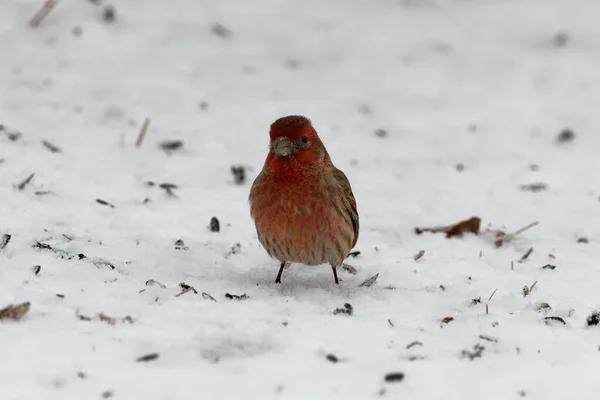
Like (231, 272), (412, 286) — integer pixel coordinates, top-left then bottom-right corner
(249, 115), (359, 284)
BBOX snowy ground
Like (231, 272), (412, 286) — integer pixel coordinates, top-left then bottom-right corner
(1, 0), (600, 398)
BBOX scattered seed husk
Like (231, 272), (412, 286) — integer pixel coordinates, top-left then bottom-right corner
(536, 302), (551, 311)
(136, 353), (159, 362)
(209, 217), (220, 232)
(31, 265), (41, 275)
(202, 292), (216, 302)
(41, 140), (61, 153)
(347, 250), (361, 258)
(102, 5), (116, 22)
(586, 311), (599, 326)
(544, 316), (566, 325)
(341, 263), (357, 274)
(93, 260), (115, 270)
(0, 302), (31, 321)
(176, 283), (197, 297)
(388, 319), (394, 327)
(174, 239), (188, 250)
(414, 250), (425, 261)
(98, 313), (116, 325)
(542, 264), (556, 270)
(0, 234), (11, 250)
(17, 173), (35, 191)
(159, 183), (178, 197)
(519, 247), (533, 263)
(520, 182), (548, 192)
(325, 353), (339, 363)
(556, 128), (575, 143)
(461, 344), (485, 360)
(333, 303), (353, 316)
(441, 316), (454, 324)
(159, 140), (184, 152)
(358, 273), (379, 287)
(211, 23), (231, 38)
(478, 334), (498, 343)
(145, 279), (166, 288)
(228, 242), (242, 256)
(96, 199), (115, 208)
(230, 165), (246, 185)
(225, 293), (249, 301)
(384, 372), (405, 383)
(76, 311), (92, 321)
(406, 341), (423, 349)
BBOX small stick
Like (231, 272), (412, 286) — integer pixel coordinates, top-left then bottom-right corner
(135, 118), (151, 148)
(29, 0), (59, 28)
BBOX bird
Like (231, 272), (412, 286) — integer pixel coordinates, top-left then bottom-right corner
(249, 115), (359, 284)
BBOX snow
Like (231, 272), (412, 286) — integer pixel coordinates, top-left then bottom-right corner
(1, 0), (600, 398)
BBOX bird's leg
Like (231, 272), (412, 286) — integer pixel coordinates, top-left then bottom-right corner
(275, 261), (287, 284)
(332, 266), (339, 284)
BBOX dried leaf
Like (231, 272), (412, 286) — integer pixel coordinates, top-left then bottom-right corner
(415, 216), (481, 238)
(0, 302), (31, 321)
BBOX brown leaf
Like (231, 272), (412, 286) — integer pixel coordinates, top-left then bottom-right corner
(0, 302), (31, 321)
(415, 217), (481, 238)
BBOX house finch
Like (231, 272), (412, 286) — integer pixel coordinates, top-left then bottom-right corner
(249, 115), (359, 284)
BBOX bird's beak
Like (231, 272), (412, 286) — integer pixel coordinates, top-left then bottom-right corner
(271, 136), (296, 157)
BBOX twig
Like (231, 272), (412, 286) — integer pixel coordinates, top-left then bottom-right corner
(29, 0), (58, 28)
(135, 118), (151, 148)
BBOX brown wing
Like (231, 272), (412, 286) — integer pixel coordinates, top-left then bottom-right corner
(331, 167), (359, 249)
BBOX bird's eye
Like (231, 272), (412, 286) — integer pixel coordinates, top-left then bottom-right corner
(301, 135), (308, 143)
